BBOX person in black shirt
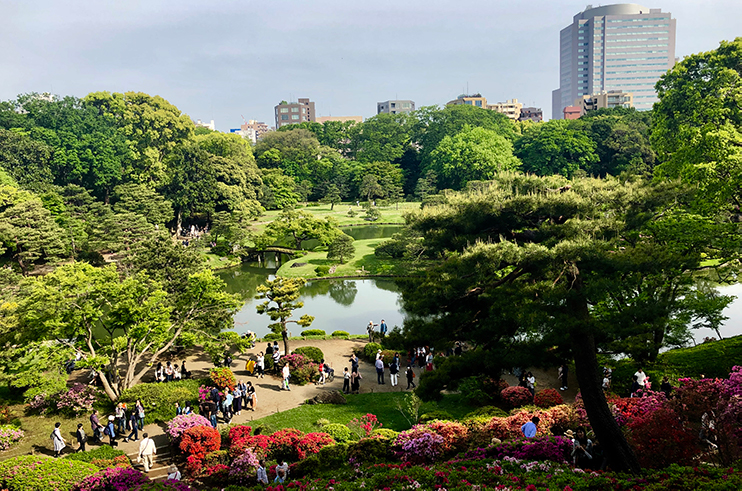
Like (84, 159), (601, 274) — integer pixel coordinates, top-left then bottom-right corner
(660, 376), (672, 399)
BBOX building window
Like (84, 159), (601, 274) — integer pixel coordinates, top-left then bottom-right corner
(475, 101), (482, 107)
(291, 107), (299, 112)
(391, 103), (396, 108)
(280, 108), (288, 113)
(291, 115), (300, 120)
(281, 115), (288, 120)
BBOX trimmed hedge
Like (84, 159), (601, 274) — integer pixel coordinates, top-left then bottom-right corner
(263, 333), (282, 341)
(301, 329), (326, 337)
(0, 455), (98, 491)
(119, 379), (205, 423)
(331, 331), (350, 338)
(323, 423), (353, 443)
(294, 346), (325, 364)
(64, 445), (128, 465)
(363, 342), (382, 361)
(419, 411), (453, 423)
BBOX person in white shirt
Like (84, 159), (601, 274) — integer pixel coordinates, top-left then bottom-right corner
(634, 368), (647, 388)
(138, 432), (157, 472)
(257, 460), (268, 485)
(167, 464), (181, 481)
(282, 363), (291, 391)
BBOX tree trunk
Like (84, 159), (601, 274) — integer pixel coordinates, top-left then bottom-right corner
(569, 293), (641, 473)
(99, 372), (120, 402)
(330, 201), (335, 211)
(282, 327), (290, 356)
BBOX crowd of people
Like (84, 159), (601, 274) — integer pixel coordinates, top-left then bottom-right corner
(153, 360), (191, 383)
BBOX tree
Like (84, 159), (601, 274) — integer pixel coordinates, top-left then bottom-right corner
(261, 209), (339, 250)
(319, 183), (341, 210)
(259, 169), (299, 211)
(427, 126), (521, 190)
(652, 37), (742, 212)
(414, 170), (438, 203)
(514, 120), (598, 177)
(14, 262), (240, 401)
(395, 172), (737, 472)
(327, 233), (355, 263)
(84, 91), (194, 187)
(348, 112), (414, 163)
(112, 183), (174, 226)
(254, 129), (321, 182)
(359, 175), (383, 202)
(0, 129), (54, 193)
(0, 185), (66, 274)
(295, 180), (313, 205)
(164, 142), (218, 233)
(255, 277), (315, 355)
(353, 160), (404, 200)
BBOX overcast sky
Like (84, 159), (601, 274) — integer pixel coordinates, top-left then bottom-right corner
(2, 1), (740, 129)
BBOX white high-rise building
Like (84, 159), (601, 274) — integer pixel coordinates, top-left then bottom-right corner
(551, 4), (676, 119)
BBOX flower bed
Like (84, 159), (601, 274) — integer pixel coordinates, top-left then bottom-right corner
(56, 383), (100, 416)
(0, 455), (98, 491)
(166, 413), (212, 442)
(0, 425), (24, 451)
(500, 386), (533, 409)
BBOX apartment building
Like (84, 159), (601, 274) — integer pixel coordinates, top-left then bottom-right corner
(275, 98), (316, 128)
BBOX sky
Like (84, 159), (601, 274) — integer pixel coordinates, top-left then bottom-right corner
(2, 1), (740, 130)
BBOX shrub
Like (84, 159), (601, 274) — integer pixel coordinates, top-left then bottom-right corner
(419, 410), (453, 423)
(56, 383), (100, 416)
(363, 342), (382, 361)
(500, 386), (533, 409)
(347, 436), (393, 465)
(534, 388), (564, 408)
(281, 353), (318, 386)
(0, 455), (97, 491)
(348, 413), (382, 439)
(263, 332), (282, 341)
(628, 407), (700, 468)
(315, 265), (330, 276)
(314, 418), (330, 427)
(297, 432), (335, 457)
(230, 434), (272, 459)
(396, 432), (445, 464)
(371, 428), (399, 440)
(300, 329), (326, 337)
(0, 405), (12, 425)
(463, 406), (509, 419)
(166, 414), (212, 442)
(228, 448), (260, 485)
(490, 435), (572, 463)
(331, 330), (349, 338)
(324, 423), (354, 442)
(210, 367), (236, 390)
(180, 425), (221, 460)
(73, 466), (148, 491)
(394, 421), (468, 459)
(0, 425), (24, 451)
(64, 446), (129, 468)
(119, 379), (203, 423)
(294, 346), (324, 363)
(268, 428), (304, 461)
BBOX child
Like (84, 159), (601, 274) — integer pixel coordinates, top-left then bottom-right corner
(342, 367), (350, 394)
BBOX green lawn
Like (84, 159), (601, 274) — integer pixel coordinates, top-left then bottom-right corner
(249, 392), (477, 433)
(275, 238), (419, 278)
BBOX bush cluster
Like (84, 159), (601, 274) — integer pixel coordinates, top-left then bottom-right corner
(210, 367), (236, 391)
(300, 329), (326, 337)
(500, 386), (533, 409)
(293, 346), (324, 363)
(0, 455), (98, 491)
(331, 330), (349, 338)
(119, 379), (204, 424)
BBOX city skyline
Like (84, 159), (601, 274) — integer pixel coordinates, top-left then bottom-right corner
(2, 1), (740, 130)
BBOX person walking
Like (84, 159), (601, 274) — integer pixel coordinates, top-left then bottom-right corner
(526, 372), (536, 397)
(272, 348), (281, 373)
(282, 363), (291, 391)
(138, 432), (157, 473)
(233, 383), (243, 416)
(350, 369), (362, 394)
(90, 410), (102, 443)
(115, 404), (127, 435)
(105, 415), (117, 446)
(380, 319), (388, 338)
(342, 367), (351, 394)
(135, 400), (145, 430)
(257, 460), (268, 486)
(51, 422), (66, 457)
(124, 411), (139, 442)
(318, 360), (326, 385)
(405, 365), (416, 390)
(350, 354), (359, 373)
(558, 363), (569, 391)
(75, 423), (87, 453)
(246, 381), (257, 410)
(375, 357), (385, 385)
(389, 355), (399, 387)
(256, 352), (265, 378)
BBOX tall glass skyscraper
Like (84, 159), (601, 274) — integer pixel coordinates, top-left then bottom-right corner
(551, 4), (676, 119)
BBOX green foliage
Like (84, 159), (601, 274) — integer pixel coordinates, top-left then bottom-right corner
(0, 455), (98, 491)
(326, 233), (355, 263)
(63, 445), (128, 465)
(119, 379), (204, 423)
(112, 183), (173, 226)
(347, 436), (394, 465)
(514, 119), (598, 177)
(418, 410), (453, 423)
(260, 208), (340, 250)
(370, 428), (399, 440)
(331, 330), (350, 338)
(363, 343), (383, 361)
(463, 406), (509, 419)
(259, 168), (299, 210)
(323, 423), (354, 442)
(364, 207), (381, 222)
(255, 276), (314, 353)
(294, 346), (325, 363)
(314, 265), (330, 277)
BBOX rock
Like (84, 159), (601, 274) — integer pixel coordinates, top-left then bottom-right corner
(305, 390), (347, 405)
(291, 262), (308, 268)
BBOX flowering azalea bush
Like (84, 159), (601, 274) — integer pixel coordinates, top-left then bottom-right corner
(628, 407), (699, 468)
(500, 386), (533, 409)
(297, 432), (335, 457)
(230, 434), (273, 458)
(671, 376), (725, 421)
(394, 421), (469, 458)
(198, 385), (213, 402)
(56, 384), (100, 416)
(180, 425), (221, 460)
(73, 466), (148, 491)
(0, 425), (24, 451)
(27, 393), (51, 414)
(397, 432), (445, 464)
(347, 413), (382, 439)
(228, 448), (260, 485)
(534, 388), (563, 408)
(165, 414), (211, 442)
(483, 404), (589, 441)
(281, 353), (318, 386)
(489, 436), (572, 463)
(209, 367), (236, 390)
(611, 390), (667, 427)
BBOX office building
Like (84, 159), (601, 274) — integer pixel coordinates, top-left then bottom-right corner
(575, 90), (634, 115)
(377, 100), (415, 114)
(446, 94), (487, 108)
(275, 98), (315, 128)
(194, 119), (215, 131)
(551, 4), (676, 119)
(487, 99), (523, 120)
(518, 107), (543, 122)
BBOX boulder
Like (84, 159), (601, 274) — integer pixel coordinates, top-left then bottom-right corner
(305, 390), (347, 405)
(291, 262), (308, 268)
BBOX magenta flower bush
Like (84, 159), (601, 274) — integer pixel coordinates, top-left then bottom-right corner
(165, 414), (212, 441)
(396, 432), (445, 464)
(73, 466), (148, 491)
(27, 394), (50, 414)
(489, 436), (572, 463)
(57, 384), (100, 416)
(0, 425), (24, 451)
(227, 448), (260, 484)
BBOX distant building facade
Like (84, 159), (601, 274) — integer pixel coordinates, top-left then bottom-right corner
(194, 119), (215, 131)
(275, 98), (315, 128)
(446, 94), (487, 108)
(575, 90), (634, 115)
(552, 4), (676, 119)
(377, 100), (415, 114)
(563, 106), (582, 120)
(518, 107), (543, 122)
(316, 116), (363, 124)
(487, 99), (523, 120)
(229, 120), (270, 143)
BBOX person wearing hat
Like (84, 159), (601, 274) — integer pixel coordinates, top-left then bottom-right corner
(564, 429), (575, 440)
(167, 464), (181, 481)
(138, 432), (157, 472)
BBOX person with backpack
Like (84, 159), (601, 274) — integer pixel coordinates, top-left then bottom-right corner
(51, 422), (66, 457)
(104, 416), (117, 446)
(406, 365), (416, 390)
